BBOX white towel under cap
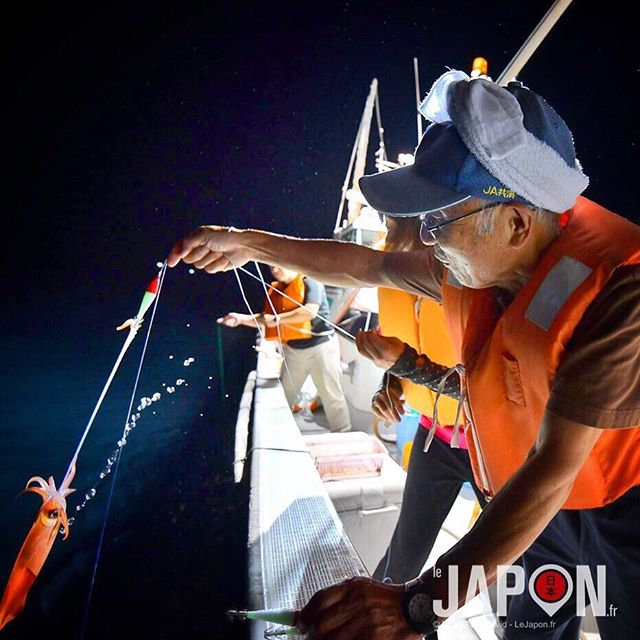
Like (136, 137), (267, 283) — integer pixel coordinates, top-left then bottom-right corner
(418, 69), (469, 123)
(450, 80), (527, 160)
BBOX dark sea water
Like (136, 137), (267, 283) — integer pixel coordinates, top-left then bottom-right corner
(0, 270), (257, 639)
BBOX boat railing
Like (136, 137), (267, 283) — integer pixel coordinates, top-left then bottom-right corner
(244, 340), (368, 640)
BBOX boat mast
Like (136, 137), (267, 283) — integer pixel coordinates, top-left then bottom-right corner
(374, 88), (387, 164)
(333, 78), (378, 234)
(496, 0), (574, 85)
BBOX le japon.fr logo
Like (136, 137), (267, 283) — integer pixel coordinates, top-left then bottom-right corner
(431, 563), (618, 619)
(530, 566), (572, 616)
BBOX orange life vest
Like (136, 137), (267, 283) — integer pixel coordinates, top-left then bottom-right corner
(263, 274), (312, 343)
(377, 287), (459, 424)
(442, 196), (640, 509)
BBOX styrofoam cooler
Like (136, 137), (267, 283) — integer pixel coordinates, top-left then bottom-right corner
(302, 431), (407, 575)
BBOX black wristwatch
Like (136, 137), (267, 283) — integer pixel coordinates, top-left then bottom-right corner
(403, 577), (440, 638)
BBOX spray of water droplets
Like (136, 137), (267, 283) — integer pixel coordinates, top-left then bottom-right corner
(68, 356), (198, 525)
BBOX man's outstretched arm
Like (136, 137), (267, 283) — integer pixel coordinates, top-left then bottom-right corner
(167, 225), (427, 290)
(167, 225), (442, 292)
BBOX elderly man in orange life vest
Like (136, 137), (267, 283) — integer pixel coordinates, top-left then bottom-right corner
(168, 70), (640, 639)
(218, 265), (352, 433)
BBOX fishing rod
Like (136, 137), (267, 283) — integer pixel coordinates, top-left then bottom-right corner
(227, 607), (306, 639)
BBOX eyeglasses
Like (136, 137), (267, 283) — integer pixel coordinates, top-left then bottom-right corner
(419, 202), (501, 243)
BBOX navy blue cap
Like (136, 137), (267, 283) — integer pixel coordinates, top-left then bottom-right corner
(359, 80), (584, 216)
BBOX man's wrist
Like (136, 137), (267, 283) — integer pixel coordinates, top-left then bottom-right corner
(403, 577), (439, 638)
(379, 372), (403, 396)
(388, 344), (419, 375)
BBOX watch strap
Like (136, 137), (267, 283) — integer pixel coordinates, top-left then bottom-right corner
(403, 578), (439, 638)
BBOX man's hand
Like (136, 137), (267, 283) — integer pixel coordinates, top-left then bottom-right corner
(372, 384), (405, 423)
(217, 312), (254, 328)
(262, 313), (277, 328)
(167, 225), (253, 272)
(356, 331), (406, 370)
(298, 576), (419, 640)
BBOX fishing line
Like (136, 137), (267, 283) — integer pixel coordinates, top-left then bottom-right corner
(250, 261), (299, 398)
(229, 261), (298, 404)
(79, 261), (168, 640)
(235, 265), (356, 342)
(232, 267), (266, 340)
(252, 261), (332, 338)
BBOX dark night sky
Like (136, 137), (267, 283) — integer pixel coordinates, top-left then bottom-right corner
(3, 0), (638, 312)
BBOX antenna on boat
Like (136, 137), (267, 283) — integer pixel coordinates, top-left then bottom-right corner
(496, 0), (574, 85)
(413, 57), (422, 143)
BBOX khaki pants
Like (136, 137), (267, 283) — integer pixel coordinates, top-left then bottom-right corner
(281, 335), (351, 432)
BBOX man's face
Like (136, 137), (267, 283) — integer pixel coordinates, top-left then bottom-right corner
(422, 202), (513, 289)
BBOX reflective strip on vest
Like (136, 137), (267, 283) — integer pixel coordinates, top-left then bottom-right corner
(525, 256), (592, 331)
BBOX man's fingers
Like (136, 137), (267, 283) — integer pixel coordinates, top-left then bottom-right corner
(180, 246), (215, 266)
(167, 239), (187, 267)
(379, 398), (400, 423)
(379, 388), (404, 422)
(303, 598), (363, 640)
(356, 332), (380, 361)
(195, 253), (222, 271)
(299, 582), (349, 630)
(373, 391), (404, 423)
(300, 577), (405, 640)
(167, 228), (213, 266)
(372, 398), (393, 422)
(355, 332), (370, 358)
(205, 255), (236, 273)
(167, 226), (236, 268)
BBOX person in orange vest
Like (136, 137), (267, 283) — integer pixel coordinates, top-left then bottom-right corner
(167, 72), (640, 639)
(374, 213), (486, 584)
(218, 265), (351, 432)
(351, 75), (640, 639)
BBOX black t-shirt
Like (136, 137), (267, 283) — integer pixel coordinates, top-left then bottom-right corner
(286, 276), (334, 349)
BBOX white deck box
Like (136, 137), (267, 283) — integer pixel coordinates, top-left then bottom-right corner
(302, 432), (406, 575)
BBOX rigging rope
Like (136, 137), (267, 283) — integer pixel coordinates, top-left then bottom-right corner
(250, 261), (299, 395)
(235, 265), (357, 342)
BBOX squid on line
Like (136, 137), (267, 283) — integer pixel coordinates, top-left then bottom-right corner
(0, 465), (76, 630)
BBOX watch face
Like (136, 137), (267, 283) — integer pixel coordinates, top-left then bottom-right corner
(408, 592), (434, 624)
